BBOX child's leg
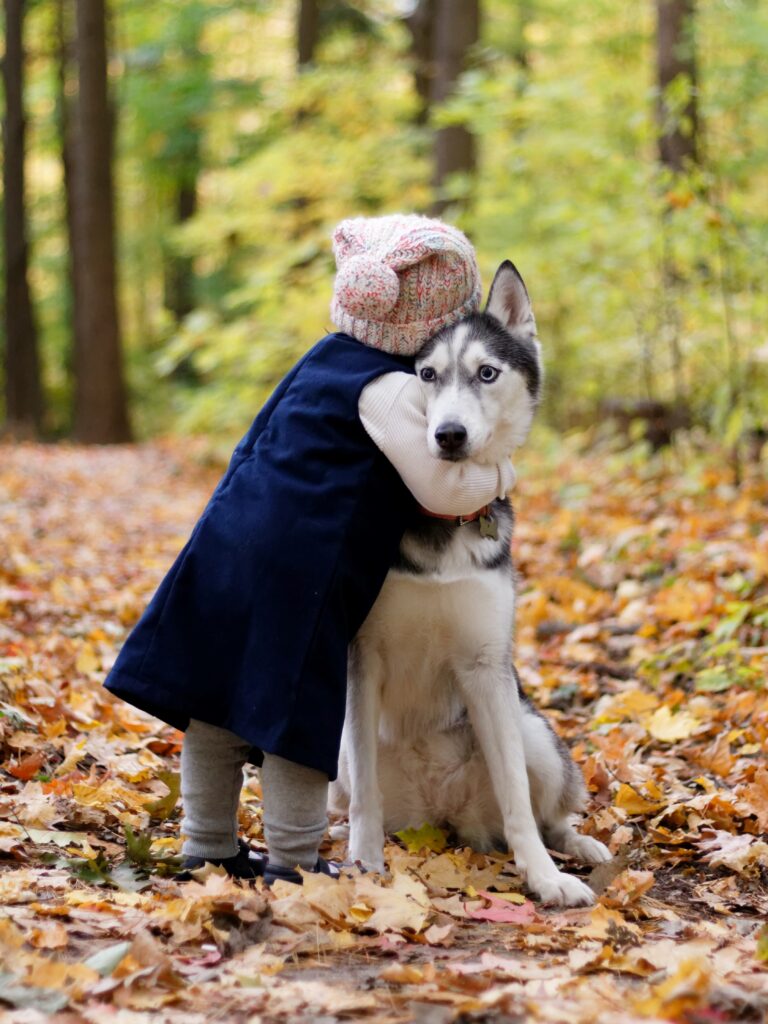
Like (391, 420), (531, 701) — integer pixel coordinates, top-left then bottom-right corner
(261, 753), (329, 870)
(181, 719), (251, 858)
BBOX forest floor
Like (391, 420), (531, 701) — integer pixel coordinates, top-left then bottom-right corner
(0, 437), (767, 1024)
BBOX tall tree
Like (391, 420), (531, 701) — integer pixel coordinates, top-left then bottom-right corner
(656, 0), (699, 172)
(71, 0), (131, 442)
(297, 0), (320, 68)
(164, 154), (199, 324)
(2, 0), (44, 436)
(55, 0), (81, 405)
(656, 0), (700, 407)
(162, 6), (206, 324)
(404, 0), (435, 126)
(429, 0), (479, 214)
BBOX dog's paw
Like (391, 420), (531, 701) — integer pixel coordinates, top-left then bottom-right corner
(347, 844), (386, 874)
(530, 871), (595, 908)
(329, 823), (350, 841)
(348, 830), (386, 875)
(353, 856), (387, 874)
(566, 833), (612, 866)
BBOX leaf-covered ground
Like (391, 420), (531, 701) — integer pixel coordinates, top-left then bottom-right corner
(1, 438), (766, 1024)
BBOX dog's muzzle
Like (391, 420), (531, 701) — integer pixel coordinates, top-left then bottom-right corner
(434, 421), (468, 458)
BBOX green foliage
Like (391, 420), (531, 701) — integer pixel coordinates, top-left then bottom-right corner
(11, 0), (768, 442)
(142, 770), (181, 820)
(124, 823), (154, 864)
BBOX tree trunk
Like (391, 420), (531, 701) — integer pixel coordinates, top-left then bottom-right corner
(71, 0), (131, 442)
(511, 1), (533, 76)
(655, 0), (698, 408)
(55, 0), (80, 407)
(430, 0), (480, 215)
(164, 180), (198, 322)
(297, 0), (320, 68)
(2, 0), (44, 436)
(404, 0), (436, 126)
(162, 9), (204, 326)
(656, 0), (699, 172)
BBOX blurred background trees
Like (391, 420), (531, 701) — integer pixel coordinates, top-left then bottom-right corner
(1, 0), (767, 448)
(3, 0), (42, 436)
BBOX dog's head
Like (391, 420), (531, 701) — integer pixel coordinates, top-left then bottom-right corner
(415, 261), (542, 464)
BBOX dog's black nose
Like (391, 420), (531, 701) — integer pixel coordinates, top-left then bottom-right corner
(435, 422), (468, 453)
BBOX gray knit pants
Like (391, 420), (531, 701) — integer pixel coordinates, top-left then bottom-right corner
(180, 718), (329, 870)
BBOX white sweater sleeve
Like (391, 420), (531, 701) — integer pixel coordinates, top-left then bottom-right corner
(358, 372), (516, 516)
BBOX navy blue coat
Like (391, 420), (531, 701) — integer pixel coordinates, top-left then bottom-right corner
(104, 333), (416, 779)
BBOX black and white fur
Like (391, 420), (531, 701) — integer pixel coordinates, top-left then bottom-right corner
(329, 262), (610, 907)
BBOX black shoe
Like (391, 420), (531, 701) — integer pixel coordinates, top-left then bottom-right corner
(263, 856), (341, 887)
(176, 838), (267, 881)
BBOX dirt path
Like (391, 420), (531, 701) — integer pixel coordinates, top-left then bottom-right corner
(0, 440), (766, 1023)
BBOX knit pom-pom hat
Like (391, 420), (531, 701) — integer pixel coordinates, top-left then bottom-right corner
(330, 214), (481, 355)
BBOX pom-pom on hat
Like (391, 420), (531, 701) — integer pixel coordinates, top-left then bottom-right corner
(330, 214), (481, 355)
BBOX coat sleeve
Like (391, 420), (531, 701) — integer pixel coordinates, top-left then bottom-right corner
(358, 372), (516, 516)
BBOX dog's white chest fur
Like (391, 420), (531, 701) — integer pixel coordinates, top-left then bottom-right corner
(361, 564), (514, 744)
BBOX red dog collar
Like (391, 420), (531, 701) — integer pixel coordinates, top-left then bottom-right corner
(419, 504), (492, 527)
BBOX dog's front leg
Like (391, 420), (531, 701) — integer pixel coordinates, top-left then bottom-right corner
(457, 660), (595, 907)
(345, 645), (387, 873)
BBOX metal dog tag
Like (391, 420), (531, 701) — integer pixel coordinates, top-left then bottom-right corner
(479, 514), (498, 540)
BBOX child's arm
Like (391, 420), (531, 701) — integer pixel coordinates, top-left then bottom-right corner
(359, 372), (517, 516)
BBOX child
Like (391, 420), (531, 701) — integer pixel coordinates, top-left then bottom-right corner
(104, 214), (516, 884)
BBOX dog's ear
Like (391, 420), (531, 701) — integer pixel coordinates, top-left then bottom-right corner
(485, 261), (537, 344)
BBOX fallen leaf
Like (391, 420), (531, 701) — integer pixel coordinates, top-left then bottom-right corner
(633, 957), (712, 1018)
(26, 923), (68, 950)
(395, 823), (448, 854)
(298, 868), (354, 925)
(614, 783), (665, 815)
(601, 868), (655, 907)
(353, 871), (430, 934)
(466, 892), (537, 924)
(75, 642), (100, 675)
(143, 771), (180, 820)
(423, 920), (456, 946)
(7, 751), (45, 781)
(646, 705), (701, 742)
(698, 830), (768, 872)
(579, 904), (641, 941)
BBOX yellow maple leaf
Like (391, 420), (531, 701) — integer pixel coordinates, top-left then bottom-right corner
(614, 784), (665, 815)
(578, 903), (641, 941)
(298, 869), (354, 925)
(394, 822), (448, 854)
(633, 957), (711, 1018)
(348, 901), (374, 922)
(75, 642), (100, 675)
(646, 705), (701, 742)
(487, 890), (527, 904)
(654, 579), (714, 624)
(353, 871), (430, 934)
(595, 689), (659, 723)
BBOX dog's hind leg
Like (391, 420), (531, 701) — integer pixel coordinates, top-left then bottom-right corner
(344, 642), (387, 873)
(543, 818), (611, 865)
(519, 700), (611, 865)
(456, 653), (595, 907)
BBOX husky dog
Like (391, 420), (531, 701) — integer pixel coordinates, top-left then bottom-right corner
(329, 262), (611, 907)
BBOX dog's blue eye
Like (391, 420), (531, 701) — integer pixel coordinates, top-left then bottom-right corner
(420, 367), (436, 382)
(479, 365), (499, 382)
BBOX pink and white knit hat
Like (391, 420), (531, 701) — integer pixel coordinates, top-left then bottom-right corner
(330, 214), (481, 355)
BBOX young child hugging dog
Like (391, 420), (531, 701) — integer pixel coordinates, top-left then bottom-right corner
(104, 214), (517, 884)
